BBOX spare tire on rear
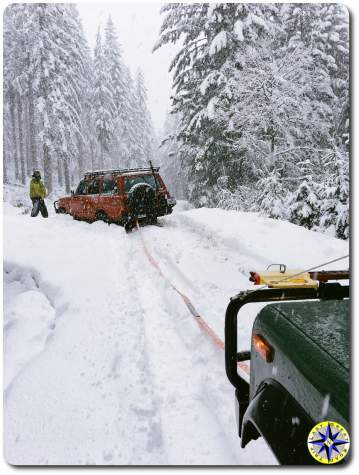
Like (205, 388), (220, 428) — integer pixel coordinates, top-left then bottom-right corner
(128, 182), (156, 220)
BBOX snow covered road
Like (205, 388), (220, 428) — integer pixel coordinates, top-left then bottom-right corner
(3, 202), (348, 465)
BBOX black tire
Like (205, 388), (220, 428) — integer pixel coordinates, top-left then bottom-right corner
(147, 215), (158, 225)
(128, 182), (157, 222)
(96, 210), (110, 224)
(124, 222), (133, 233)
(58, 207), (67, 214)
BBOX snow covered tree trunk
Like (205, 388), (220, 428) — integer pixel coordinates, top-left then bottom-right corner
(16, 93), (26, 185)
(43, 143), (52, 193)
(78, 137), (84, 178)
(24, 99), (32, 177)
(63, 158), (71, 193)
(57, 157), (63, 188)
(10, 94), (20, 181)
(3, 141), (9, 184)
(90, 140), (96, 171)
(100, 142), (104, 169)
(28, 91), (38, 172)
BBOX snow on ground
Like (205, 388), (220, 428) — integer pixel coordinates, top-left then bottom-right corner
(3, 193), (349, 465)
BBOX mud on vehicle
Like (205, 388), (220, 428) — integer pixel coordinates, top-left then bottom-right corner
(54, 164), (176, 230)
(225, 267), (350, 465)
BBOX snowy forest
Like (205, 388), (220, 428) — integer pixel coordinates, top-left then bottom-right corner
(156, 3), (350, 239)
(3, 3), (349, 239)
(3, 3), (155, 193)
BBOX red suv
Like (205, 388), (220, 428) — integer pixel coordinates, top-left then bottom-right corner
(54, 166), (176, 230)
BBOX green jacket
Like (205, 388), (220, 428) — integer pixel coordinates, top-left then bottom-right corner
(30, 178), (47, 199)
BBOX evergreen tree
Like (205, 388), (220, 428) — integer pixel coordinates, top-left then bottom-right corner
(93, 27), (115, 168)
(319, 149), (349, 239)
(155, 3), (275, 204)
(104, 16), (131, 167)
(256, 170), (287, 220)
(287, 161), (321, 229)
(3, 4), (28, 184)
(159, 112), (187, 199)
(133, 69), (155, 165)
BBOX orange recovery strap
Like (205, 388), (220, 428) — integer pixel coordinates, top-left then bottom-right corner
(135, 222), (250, 376)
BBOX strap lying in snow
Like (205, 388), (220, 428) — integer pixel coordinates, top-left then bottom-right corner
(135, 222), (250, 376)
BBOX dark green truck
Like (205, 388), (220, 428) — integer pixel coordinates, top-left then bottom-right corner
(225, 272), (350, 465)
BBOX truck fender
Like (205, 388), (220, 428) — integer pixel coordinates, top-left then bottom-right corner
(241, 379), (315, 465)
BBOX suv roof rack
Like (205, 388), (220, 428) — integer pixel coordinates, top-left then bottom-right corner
(84, 167), (160, 178)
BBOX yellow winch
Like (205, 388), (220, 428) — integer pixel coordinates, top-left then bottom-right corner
(249, 264), (319, 289)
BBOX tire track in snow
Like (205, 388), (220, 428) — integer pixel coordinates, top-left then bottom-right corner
(108, 231), (167, 464)
(127, 230), (246, 464)
(140, 220), (261, 347)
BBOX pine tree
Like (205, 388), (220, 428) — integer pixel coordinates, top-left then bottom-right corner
(93, 27), (115, 168)
(256, 170), (287, 220)
(104, 16), (131, 167)
(133, 69), (155, 165)
(159, 112), (187, 199)
(3, 4), (26, 183)
(319, 149), (349, 239)
(287, 160), (321, 229)
(155, 4), (299, 205)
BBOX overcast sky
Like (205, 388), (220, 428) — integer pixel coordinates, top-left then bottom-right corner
(77, 2), (177, 135)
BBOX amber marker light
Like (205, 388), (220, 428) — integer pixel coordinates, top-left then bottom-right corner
(249, 271), (261, 285)
(253, 334), (274, 363)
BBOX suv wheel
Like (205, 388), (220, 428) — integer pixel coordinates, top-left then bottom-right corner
(96, 210), (110, 224)
(147, 215), (158, 225)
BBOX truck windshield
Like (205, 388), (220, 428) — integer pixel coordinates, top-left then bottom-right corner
(124, 175), (160, 192)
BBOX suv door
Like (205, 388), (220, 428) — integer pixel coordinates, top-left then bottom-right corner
(70, 180), (89, 218)
(98, 175), (124, 222)
(84, 177), (101, 220)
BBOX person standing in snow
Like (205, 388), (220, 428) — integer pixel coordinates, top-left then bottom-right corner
(30, 171), (48, 218)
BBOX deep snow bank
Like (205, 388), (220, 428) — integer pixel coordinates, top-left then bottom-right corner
(174, 207), (349, 271)
(3, 263), (57, 391)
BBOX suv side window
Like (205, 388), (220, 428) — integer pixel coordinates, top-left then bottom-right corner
(76, 180), (87, 195)
(88, 178), (101, 195)
(102, 176), (116, 194)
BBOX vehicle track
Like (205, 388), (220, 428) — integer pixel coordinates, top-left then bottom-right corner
(111, 232), (167, 464)
(127, 231), (242, 464)
(139, 217), (267, 345)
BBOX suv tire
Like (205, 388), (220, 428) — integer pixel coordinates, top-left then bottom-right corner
(96, 210), (110, 224)
(128, 183), (156, 220)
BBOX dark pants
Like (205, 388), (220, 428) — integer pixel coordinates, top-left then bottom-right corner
(31, 198), (48, 218)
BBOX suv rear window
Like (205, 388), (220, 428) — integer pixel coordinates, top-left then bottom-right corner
(124, 175), (160, 192)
